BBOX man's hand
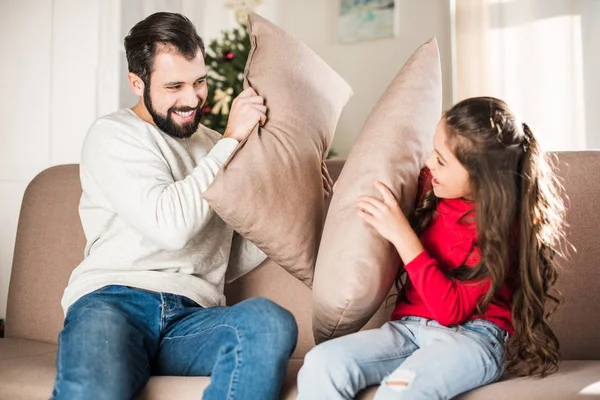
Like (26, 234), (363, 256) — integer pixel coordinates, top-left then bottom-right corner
(223, 87), (267, 142)
(322, 160), (334, 199)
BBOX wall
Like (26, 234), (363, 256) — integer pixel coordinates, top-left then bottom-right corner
(279, 0), (454, 157)
(580, 0), (600, 148)
(0, 0), (103, 319)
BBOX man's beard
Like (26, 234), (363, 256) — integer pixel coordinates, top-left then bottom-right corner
(143, 86), (203, 139)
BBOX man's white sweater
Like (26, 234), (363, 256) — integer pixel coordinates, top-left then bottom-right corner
(61, 108), (265, 314)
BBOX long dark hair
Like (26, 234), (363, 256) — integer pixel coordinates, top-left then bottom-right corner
(124, 12), (205, 85)
(396, 96), (567, 377)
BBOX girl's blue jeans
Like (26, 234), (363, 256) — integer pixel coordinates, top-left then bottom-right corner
(297, 316), (508, 400)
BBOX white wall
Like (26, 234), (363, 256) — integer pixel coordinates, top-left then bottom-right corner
(279, 0), (454, 157)
(0, 0), (104, 319)
(192, 0), (281, 41)
(580, 0), (600, 148)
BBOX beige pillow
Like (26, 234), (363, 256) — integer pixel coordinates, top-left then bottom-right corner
(312, 38), (442, 343)
(203, 13), (353, 287)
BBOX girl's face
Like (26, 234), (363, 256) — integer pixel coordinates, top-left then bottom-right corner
(425, 120), (472, 200)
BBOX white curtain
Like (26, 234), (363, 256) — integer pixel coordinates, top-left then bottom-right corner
(453, 0), (599, 150)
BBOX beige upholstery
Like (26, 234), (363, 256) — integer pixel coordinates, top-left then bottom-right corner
(2, 153), (600, 399)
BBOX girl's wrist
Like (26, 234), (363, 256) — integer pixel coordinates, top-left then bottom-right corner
(392, 224), (424, 265)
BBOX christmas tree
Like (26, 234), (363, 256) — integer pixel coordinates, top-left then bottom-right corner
(200, 25), (250, 134)
(200, 24), (337, 158)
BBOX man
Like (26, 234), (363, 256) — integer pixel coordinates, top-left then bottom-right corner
(52, 12), (332, 400)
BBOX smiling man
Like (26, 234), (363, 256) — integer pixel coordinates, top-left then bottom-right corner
(50, 12), (314, 400)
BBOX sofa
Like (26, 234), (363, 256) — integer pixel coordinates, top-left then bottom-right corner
(1, 153), (600, 399)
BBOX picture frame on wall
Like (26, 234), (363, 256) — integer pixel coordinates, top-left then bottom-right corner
(338, 0), (398, 43)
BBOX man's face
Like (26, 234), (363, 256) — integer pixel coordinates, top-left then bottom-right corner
(144, 48), (208, 139)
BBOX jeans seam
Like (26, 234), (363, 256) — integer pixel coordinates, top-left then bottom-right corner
(360, 350), (415, 364)
(133, 363), (152, 397)
(161, 323), (241, 341)
(226, 341), (241, 400)
(161, 324), (243, 399)
(159, 293), (165, 332)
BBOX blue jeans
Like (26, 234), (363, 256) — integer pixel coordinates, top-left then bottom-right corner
(51, 285), (298, 400)
(297, 316), (507, 400)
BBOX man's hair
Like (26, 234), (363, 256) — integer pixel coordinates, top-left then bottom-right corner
(124, 12), (205, 85)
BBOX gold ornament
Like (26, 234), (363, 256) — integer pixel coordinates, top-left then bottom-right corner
(212, 87), (234, 115)
(225, 0), (263, 24)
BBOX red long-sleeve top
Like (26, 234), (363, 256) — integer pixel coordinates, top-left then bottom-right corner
(391, 172), (515, 335)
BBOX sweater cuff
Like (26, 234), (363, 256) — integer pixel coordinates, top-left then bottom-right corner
(404, 250), (434, 271)
(207, 138), (239, 165)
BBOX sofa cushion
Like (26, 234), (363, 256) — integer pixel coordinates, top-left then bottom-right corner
(0, 338), (57, 400)
(202, 13), (353, 287)
(3, 338), (600, 400)
(0, 339), (302, 400)
(457, 361), (600, 399)
(311, 38), (442, 343)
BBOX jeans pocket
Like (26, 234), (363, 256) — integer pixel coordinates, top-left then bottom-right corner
(94, 285), (120, 294)
(456, 327), (506, 385)
(93, 285), (132, 296)
(459, 322), (507, 369)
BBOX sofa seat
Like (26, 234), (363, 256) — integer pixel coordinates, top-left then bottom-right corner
(3, 337), (600, 400)
(0, 338), (57, 399)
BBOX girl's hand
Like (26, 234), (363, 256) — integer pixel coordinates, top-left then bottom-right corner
(356, 181), (408, 244)
(357, 181), (424, 264)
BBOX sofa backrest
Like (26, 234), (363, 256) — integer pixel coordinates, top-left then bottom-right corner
(5, 153), (600, 361)
(549, 151), (600, 360)
(6, 165), (85, 344)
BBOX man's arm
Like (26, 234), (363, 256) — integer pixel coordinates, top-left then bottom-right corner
(81, 119), (238, 251)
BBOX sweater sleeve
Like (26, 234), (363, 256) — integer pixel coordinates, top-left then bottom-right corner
(404, 248), (490, 326)
(414, 166), (433, 207)
(81, 119), (238, 251)
(225, 233), (268, 283)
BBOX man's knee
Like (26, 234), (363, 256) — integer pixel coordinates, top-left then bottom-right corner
(56, 303), (149, 400)
(60, 300), (148, 369)
(64, 302), (131, 340)
(236, 297), (298, 354)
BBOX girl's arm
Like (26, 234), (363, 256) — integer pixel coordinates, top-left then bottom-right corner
(356, 181), (425, 263)
(357, 181), (489, 326)
(402, 249), (489, 326)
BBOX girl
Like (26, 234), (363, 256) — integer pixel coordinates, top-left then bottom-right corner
(297, 97), (567, 399)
